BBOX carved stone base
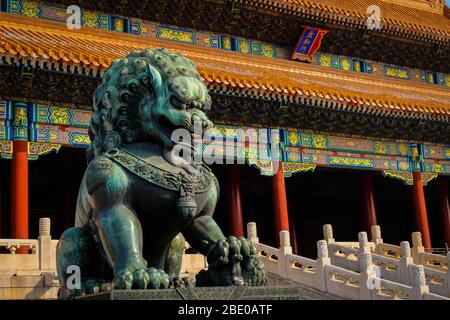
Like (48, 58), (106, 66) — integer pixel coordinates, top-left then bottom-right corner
(77, 286), (302, 300)
(266, 272), (341, 300)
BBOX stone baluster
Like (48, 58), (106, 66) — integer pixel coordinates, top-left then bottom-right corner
(38, 218), (53, 270)
(323, 224), (335, 244)
(411, 232), (425, 265)
(358, 232), (371, 255)
(359, 252), (378, 300)
(399, 241), (413, 284)
(370, 225), (383, 253)
(39, 218), (50, 236)
(7, 244), (19, 254)
(409, 264), (429, 300)
(278, 230), (292, 277)
(279, 230), (292, 255)
(246, 222), (259, 243)
(316, 240), (330, 292)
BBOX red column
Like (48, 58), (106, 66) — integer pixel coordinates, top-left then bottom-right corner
(411, 172), (431, 249)
(437, 180), (450, 247)
(11, 140), (28, 253)
(271, 162), (289, 246)
(226, 164), (244, 237)
(0, 164), (2, 238)
(361, 175), (378, 233)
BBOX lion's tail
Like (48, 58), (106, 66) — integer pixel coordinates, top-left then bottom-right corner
(74, 173), (93, 228)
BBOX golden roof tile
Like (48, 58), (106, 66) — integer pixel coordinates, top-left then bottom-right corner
(251, 0), (450, 38)
(0, 13), (448, 120)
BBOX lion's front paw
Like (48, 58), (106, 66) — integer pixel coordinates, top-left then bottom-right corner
(59, 278), (112, 299)
(238, 237), (267, 286)
(113, 267), (169, 290)
(170, 276), (196, 288)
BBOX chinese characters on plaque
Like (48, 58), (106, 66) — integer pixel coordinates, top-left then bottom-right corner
(292, 27), (328, 62)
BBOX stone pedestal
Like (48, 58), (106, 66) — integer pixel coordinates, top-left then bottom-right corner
(77, 286), (302, 300)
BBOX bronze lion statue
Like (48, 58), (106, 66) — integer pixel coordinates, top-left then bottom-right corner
(56, 48), (266, 298)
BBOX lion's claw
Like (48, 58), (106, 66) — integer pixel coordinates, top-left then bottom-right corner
(85, 278), (107, 294)
(114, 267), (169, 290)
(58, 278), (111, 299)
(132, 269), (150, 289)
(170, 276), (196, 288)
(158, 269), (170, 289)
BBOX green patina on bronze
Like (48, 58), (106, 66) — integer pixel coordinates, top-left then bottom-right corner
(56, 48), (266, 298)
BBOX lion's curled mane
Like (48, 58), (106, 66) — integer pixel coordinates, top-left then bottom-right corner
(87, 48), (210, 162)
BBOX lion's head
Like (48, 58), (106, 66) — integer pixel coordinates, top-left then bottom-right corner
(87, 48), (213, 162)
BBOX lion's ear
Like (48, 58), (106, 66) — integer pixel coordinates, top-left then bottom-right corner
(144, 64), (154, 84)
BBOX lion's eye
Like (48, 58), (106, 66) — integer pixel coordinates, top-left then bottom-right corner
(170, 95), (186, 110)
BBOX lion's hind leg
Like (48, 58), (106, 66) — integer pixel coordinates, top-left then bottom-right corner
(164, 233), (185, 280)
(164, 233), (195, 287)
(56, 226), (112, 298)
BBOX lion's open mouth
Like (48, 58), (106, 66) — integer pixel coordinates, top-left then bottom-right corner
(157, 115), (198, 153)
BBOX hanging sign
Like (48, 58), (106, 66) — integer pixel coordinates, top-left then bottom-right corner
(292, 27), (328, 63)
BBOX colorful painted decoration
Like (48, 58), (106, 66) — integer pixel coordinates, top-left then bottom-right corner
(27, 142), (61, 160)
(423, 160), (450, 175)
(247, 159), (274, 176)
(0, 101), (13, 141)
(382, 170), (439, 186)
(12, 102), (28, 141)
(0, 98), (449, 177)
(292, 27), (328, 63)
(0, 139), (13, 159)
(282, 163), (316, 177)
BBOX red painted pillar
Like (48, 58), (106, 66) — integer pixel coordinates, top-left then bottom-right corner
(0, 164), (2, 238)
(437, 180), (450, 247)
(411, 172), (431, 249)
(226, 165), (244, 237)
(271, 162), (289, 246)
(11, 140), (28, 253)
(361, 175), (378, 233)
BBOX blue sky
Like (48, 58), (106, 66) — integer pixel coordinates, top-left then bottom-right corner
(447, 0), (450, 7)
